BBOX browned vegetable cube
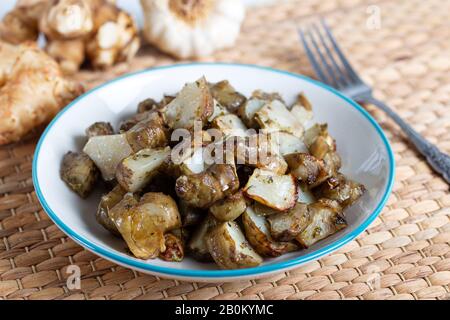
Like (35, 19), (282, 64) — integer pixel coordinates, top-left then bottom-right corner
(109, 192), (181, 259)
(206, 221), (262, 269)
(162, 77), (213, 130)
(242, 207), (298, 257)
(86, 121), (114, 138)
(116, 147), (170, 192)
(210, 190), (247, 221)
(267, 203), (311, 241)
(96, 185), (126, 236)
(243, 169), (297, 211)
(125, 112), (168, 152)
(285, 153), (326, 186)
(137, 98), (158, 113)
(175, 164), (239, 208)
(296, 201), (347, 248)
(210, 80), (246, 113)
(60, 151), (98, 198)
(314, 174), (365, 208)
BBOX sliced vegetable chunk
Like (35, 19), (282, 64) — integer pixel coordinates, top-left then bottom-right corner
(243, 169), (297, 211)
(83, 133), (133, 181)
(60, 151), (98, 198)
(206, 221), (262, 269)
(242, 206), (298, 257)
(116, 146), (170, 192)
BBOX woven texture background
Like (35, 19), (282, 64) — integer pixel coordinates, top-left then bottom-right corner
(1, 0), (450, 300)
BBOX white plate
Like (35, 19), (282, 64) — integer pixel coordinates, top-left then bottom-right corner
(32, 63), (395, 282)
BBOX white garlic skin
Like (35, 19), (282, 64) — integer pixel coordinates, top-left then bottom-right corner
(140, 0), (245, 59)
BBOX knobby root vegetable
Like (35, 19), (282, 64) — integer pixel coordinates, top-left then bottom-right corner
(0, 41), (83, 145)
(60, 151), (98, 198)
(175, 164), (239, 208)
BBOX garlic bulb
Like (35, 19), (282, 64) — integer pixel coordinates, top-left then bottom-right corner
(140, 0), (245, 59)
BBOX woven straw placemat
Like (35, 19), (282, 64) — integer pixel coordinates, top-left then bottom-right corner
(1, 0), (449, 300)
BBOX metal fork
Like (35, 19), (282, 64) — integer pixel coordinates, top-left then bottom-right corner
(299, 20), (450, 184)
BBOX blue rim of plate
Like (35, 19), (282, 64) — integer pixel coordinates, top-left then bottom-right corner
(32, 62), (395, 279)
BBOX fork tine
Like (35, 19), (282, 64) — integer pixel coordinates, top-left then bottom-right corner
(305, 25), (340, 88)
(311, 23), (351, 88)
(320, 19), (363, 83)
(299, 28), (328, 84)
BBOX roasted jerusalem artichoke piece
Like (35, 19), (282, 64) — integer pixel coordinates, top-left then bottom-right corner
(86, 121), (114, 138)
(210, 190), (247, 222)
(302, 123), (342, 184)
(314, 174), (365, 208)
(168, 141), (209, 177)
(270, 132), (308, 157)
(285, 153), (328, 186)
(304, 124), (336, 159)
(243, 169), (297, 211)
(255, 100), (304, 137)
(175, 164), (239, 208)
(96, 184), (126, 236)
(242, 207), (298, 257)
(159, 233), (184, 262)
(109, 192), (181, 259)
(187, 214), (218, 262)
(322, 151), (342, 178)
(162, 77), (213, 130)
(296, 201), (347, 248)
(137, 95), (175, 113)
(237, 90), (284, 128)
(60, 151), (98, 198)
(83, 133), (133, 181)
(108, 192), (142, 249)
(210, 80), (246, 113)
(136, 98), (158, 113)
(211, 113), (248, 137)
(116, 146), (171, 192)
(290, 93), (313, 127)
(238, 98), (265, 128)
(125, 111), (168, 152)
(267, 203), (311, 242)
(206, 221), (263, 269)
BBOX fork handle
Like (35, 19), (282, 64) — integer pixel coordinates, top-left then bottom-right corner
(359, 96), (450, 184)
